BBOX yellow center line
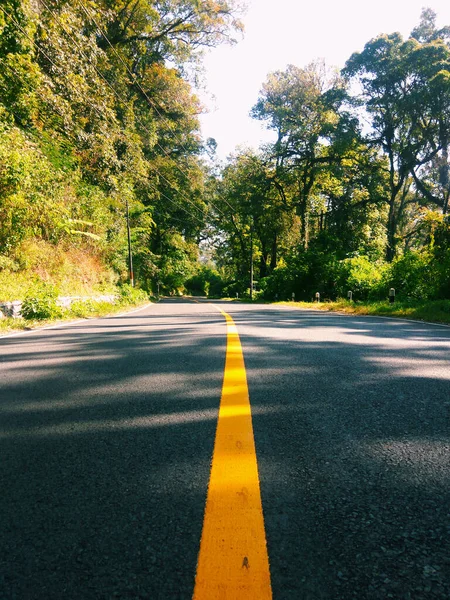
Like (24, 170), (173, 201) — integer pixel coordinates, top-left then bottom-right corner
(193, 307), (272, 599)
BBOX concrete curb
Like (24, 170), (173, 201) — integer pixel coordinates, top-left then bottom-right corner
(0, 295), (117, 319)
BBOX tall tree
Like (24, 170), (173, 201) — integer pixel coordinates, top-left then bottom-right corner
(343, 21), (450, 259)
(0, 0), (245, 294)
(252, 61), (357, 249)
(210, 151), (294, 284)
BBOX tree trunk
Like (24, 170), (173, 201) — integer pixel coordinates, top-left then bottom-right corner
(385, 194), (397, 262)
(258, 235), (269, 278)
(299, 197), (309, 250)
(259, 254), (268, 278)
(442, 145), (449, 215)
(270, 236), (277, 271)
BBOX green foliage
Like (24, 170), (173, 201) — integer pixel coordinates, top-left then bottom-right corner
(387, 252), (437, 300)
(207, 12), (450, 304)
(118, 284), (148, 305)
(155, 233), (199, 294)
(0, 316), (26, 332)
(0, 0), (244, 303)
(278, 298), (450, 325)
(0, 255), (19, 271)
(0, 125), (68, 250)
(68, 298), (116, 318)
(335, 256), (387, 300)
(343, 24), (450, 260)
(68, 298), (97, 318)
(184, 266), (225, 297)
(257, 249), (333, 301)
(1, 3), (450, 306)
(21, 283), (61, 320)
(221, 279), (249, 299)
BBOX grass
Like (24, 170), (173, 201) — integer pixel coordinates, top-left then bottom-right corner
(0, 240), (118, 302)
(276, 298), (450, 325)
(0, 240), (151, 334)
(0, 296), (151, 335)
(209, 295), (450, 325)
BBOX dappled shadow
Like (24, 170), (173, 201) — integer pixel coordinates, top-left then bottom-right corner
(1, 300), (449, 599)
(222, 304), (450, 600)
(0, 300), (227, 600)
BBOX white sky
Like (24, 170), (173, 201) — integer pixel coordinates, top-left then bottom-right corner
(198, 0), (450, 159)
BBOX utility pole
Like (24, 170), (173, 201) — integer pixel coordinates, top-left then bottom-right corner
(126, 197), (134, 287)
(250, 224), (254, 300)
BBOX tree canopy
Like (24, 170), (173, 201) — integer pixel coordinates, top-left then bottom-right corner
(1, 5), (449, 304)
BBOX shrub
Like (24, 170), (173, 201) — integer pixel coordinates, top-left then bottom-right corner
(387, 252), (436, 300)
(0, 255), (20, 272)
(118, 284), (148, 305)
(68, 298), (97, 318)
(21, 283), (62, 320)
(68, 299), (116, 318)
(222, 279), (249, 299)
(335, 256), (388, 301)
(184, 266), (225, 297)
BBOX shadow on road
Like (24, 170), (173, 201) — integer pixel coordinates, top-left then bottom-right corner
(229, 306), (450, 600)
(1, 301), (449, 599)
(1, 302), (226, 600)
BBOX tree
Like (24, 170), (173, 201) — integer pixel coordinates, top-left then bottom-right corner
(209, 151), (295, 287)
(0, 0), (245, 296)
(408, 15), (450, 215)
(88, 0), (244, 68)
(343, 22), (450, 259)
(252, 61), (358, 250)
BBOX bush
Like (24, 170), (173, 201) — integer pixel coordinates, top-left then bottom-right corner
(68, 299), (116, 318)
(387, 252), (436, 300)
(118, 284), (148, 305)
(184, 266), (225, 297)
(435, 249), (450, 298)
(21, 283), (62, 320)
(68, 298), (97, 318)
(260, 249), (337, 301)
(222, 279), (249, 299)
(0, 255), (20, 272)
(335, 256), (387, 301)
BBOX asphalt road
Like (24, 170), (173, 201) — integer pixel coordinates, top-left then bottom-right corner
(1, 299), (449, 599)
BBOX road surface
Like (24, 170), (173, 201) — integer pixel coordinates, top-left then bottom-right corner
(1, 299), (449, 599)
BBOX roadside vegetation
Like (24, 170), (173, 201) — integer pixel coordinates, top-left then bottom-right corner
(0, 282), (148, 333)
(0, 4), (449, 328)
(277, 299), (450, 325)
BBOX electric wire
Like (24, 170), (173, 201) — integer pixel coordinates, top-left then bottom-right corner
(34, 0), (208, 222)
(74, 0), (195, 158)
(1, 62), (204, 228)
(0, 3), (206, 226)
(73, 0), (229, 221)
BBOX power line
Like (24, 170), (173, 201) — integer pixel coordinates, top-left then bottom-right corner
(41, 0), (210, 221)
(35, 0), (208, 222)
(0, 62), (204, 229)
(0, 3), (206, 226)
(74, 0), (194, 157)
(0, 5), (119, 131)
(72, 0), (229, 221)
